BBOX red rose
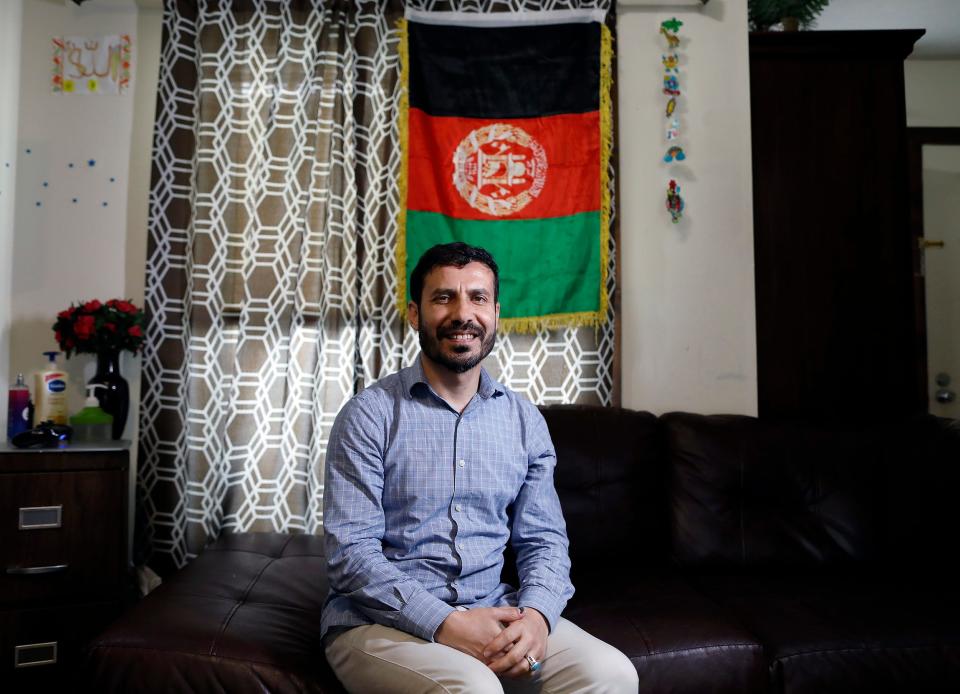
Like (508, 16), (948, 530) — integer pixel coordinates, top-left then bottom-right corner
(128, 325), (142, 338)
(83, 299), (102, 312)
(55, 330), (62, 343)
(116, 300), (138, 314)
(57, 307), (75, 319)
(104, 322), (117, 333)
(74, 315), (96, 340)
(107, 299), (118, 308)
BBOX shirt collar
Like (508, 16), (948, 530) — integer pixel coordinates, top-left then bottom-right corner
(403, 354), (504, 401)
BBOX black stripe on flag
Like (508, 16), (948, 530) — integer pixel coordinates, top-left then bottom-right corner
(408, 20), (600, 119)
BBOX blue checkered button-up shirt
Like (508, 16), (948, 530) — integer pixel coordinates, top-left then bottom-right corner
(321, 357), (574, 642)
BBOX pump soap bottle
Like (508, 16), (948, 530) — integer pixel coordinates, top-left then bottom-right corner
(33, 351), (69, 426)
(70, 384), (113, 443)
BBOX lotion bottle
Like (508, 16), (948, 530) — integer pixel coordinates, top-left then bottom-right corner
(33, 351), (69, 426)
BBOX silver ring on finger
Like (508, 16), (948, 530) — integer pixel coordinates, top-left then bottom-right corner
(525, 654), (541, 675)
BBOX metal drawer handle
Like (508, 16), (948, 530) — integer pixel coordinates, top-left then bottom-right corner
(19, 505), (63, 530)
(6, 564), (69, 575)
(15, 641), (58, 668)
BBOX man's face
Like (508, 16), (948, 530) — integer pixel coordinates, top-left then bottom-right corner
(408, 262), (500, 375)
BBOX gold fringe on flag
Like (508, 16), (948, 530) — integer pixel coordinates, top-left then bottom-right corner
(500, 311), (603, 335)
(598, 22), (614, 327)
(396, 18), (411, 320)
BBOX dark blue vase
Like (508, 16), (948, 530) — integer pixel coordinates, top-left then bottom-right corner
(89, 349), (129, 440)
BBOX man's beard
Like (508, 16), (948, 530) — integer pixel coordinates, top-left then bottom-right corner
(419, 321), (497, 374)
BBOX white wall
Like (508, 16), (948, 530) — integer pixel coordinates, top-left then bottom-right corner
(8, 0), (160, 442)
(617, 0), (758, 415)
(0, 0), (24, 436)
(905, 60), (960, 127)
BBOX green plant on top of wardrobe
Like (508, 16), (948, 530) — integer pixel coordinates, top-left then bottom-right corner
(749, 0), (830, 31)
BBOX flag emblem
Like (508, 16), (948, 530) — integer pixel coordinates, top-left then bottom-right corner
(452, 123), (548, 217)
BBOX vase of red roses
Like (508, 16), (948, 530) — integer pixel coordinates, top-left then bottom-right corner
(53, 299), (145, 439)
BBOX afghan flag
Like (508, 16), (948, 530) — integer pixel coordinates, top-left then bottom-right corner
(397, 9), (613, 332)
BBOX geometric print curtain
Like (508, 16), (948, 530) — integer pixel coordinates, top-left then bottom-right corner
(138, 0), (616, 575)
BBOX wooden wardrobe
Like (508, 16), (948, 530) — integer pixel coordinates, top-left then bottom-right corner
(749, 30), (925, 421)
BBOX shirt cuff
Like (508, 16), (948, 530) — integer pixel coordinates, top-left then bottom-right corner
(518, 586), (565, 633)
(396, 589), (457, 642)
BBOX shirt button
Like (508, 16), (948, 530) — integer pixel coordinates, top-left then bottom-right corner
(458, 459), (466, 467)
(455, 504), (462, 512)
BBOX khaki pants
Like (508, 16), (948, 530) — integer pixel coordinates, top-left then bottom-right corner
(325, 617), (638, 694)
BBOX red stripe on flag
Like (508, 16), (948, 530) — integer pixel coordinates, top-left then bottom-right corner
(407, 107), (600, 221)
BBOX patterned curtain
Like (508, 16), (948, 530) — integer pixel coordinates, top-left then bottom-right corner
(139, 0), (616, 575)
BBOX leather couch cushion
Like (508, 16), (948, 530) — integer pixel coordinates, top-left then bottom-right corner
(86, 533), (344, 694)
(543, 405), (668, 579)
(665, 413), (885, 568)
(565, 574), (766, 694)
(695, 572), (960, 694)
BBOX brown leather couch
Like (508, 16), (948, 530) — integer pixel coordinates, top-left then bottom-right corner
(85, 406), (960, 693)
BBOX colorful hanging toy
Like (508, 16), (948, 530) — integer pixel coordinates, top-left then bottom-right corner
(666, 180), (684, 223)
(661, 17), (684, 33)
(664, 145), (686, 163)
(662, 75), (681, 96)
(659, 26), (680, 48)
(660, 17), (687, 224)
(666, 117), (681, 141)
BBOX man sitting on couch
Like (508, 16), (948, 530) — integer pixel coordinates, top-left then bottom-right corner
(322, 242), (637, 693)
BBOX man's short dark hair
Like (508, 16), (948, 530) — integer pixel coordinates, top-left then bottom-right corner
(409, 242), (500, 307)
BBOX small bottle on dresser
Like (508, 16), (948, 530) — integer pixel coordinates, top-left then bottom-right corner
(6, 373), (31, 440)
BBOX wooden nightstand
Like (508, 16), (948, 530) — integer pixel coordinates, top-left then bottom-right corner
(0, 443), (129, 689)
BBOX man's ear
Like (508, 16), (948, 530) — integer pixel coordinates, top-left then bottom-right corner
(408, 301), (420, 331)
(495, 302), (500, 327)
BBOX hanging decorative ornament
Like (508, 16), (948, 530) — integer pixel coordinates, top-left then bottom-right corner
(659, 26), (680, 48)
(666, 179), (684, 223)
(662, 74), (681, 97)
(666, 117), (681, 141)
(663, 145), (686, 163)
(660, 17), (687, 224)
(661, 17), (683, 33)
(662, 53), (679, 73)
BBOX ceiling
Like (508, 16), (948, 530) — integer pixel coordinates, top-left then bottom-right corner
(813, 0), (960, 59)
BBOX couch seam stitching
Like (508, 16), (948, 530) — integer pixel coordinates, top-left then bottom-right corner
(775, 643), (955, 663)
(634, 642), (761, 657)
(155, 593), (323, 614)
(209, 538), (294, 657)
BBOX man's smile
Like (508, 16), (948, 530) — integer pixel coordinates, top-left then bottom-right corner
(443, 332), (479, 342)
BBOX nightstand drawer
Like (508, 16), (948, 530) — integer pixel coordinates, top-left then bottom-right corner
(1, 600), (121, 687)
(0, 469), (126, 606)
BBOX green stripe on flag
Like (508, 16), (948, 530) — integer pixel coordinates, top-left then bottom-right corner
(405, 210), (601, 320)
